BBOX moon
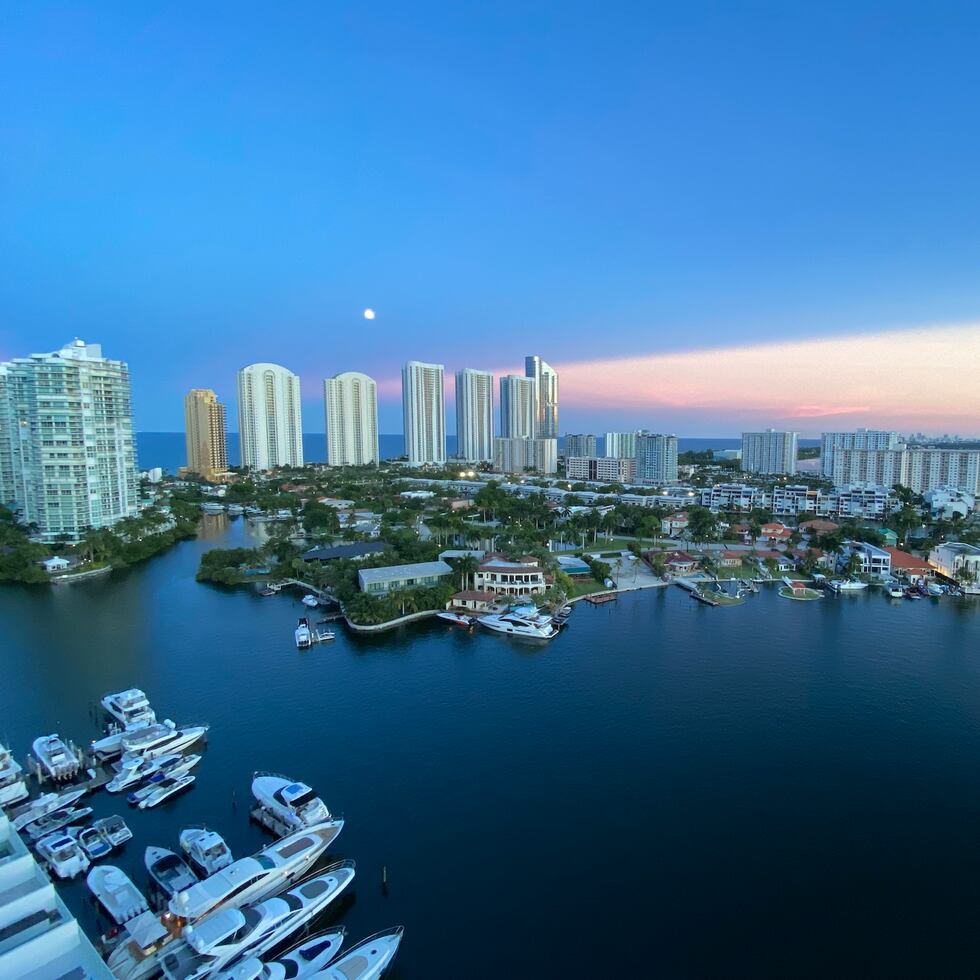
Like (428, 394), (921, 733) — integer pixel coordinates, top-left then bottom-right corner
(363, 308), (376, 320)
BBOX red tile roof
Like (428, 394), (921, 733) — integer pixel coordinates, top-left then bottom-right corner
(884, 547), (932, 572)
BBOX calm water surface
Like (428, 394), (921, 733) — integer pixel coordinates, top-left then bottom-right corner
(2, 516), (980, 977)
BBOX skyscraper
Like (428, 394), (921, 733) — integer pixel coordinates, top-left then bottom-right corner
(605, 431), (638, 459)
(455, 369), (494, 463)
(525, 355), (559, 438)
(183, 388), (228, 480)
(499, 374), (536, 439)
(635, 433), (678, 484)
(324, 371), (379, 466)
(741, 429), (798, 475)
(564, 433), (597, 457)
(402, 361), (446, 465)
(237, 363), (303, 471)
(820, 428), (901, 477)
(493, 437), (558, 475)
(0, 339), (139, 542)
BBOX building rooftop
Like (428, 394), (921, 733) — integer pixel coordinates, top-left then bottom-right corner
(884, 548), (932, 571)
(358, 560), (452, 585)
(303, 542), (387, 562)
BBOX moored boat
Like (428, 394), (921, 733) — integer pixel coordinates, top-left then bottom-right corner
(32, 733), (80, 780)
(309, 926), (404, 979)
(121, 721), (209, 761)
(25, 805), (93, 840)
(209, 929), (347, 980)
(37, 831), (90, 879)
(301, 594), (320, 608)
(147, 753), (202, 784)
(11, 787), (86, 830)
(102, 689), (157, 727)
(295, 618), (313, 649)
(94, 813), (133, 848)
(73, 824), (113, 861)
(830, 578), (868, 592)
(436, 611), (474, 626)
(146, 846), (199, 898)
(478, 610), (558, 639)
(251, 774), (331, 831)
(138, 774), (195, 809)
(108, 752), (184, 793)
(88, 865), (150, 923)
(0, 742), (29, 807)
(180, 825), (233, 875)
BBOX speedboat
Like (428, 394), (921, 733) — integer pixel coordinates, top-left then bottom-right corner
(436, 611), (474, 626)
(10, 787), (86, 830)
(209, 929), (346, 980)
(161, 862), (356, 980)
(138, 774), (196, 809)
(25, 805), (93, 840)
(111, 823), (345, 980)
(905, 588), (922, 600)
(295, 618), (313, 649)
(73, 824), (114, 861)
(88, 865), (150, 923)
(32, 733), (79, 780)
(92, 719), (155, 760)
(478, 611), (558, 639)
(301, 594), (320, 608)
(180, 826), (233, 875)
(94, 814), (133, 848)
(102, 689), (157, 727)
(308, 927), (404, 979)
(227, 504), (245, 516)
(147, 753), (202, 784)
(121, 721), (209, 760)
(927, 582), (944, 597)
(251, 774), (331, 830)
(0, 742), (28, 807)
(146, 846), (199, 898)
(37, 831), (90, 879)
(830, 578), (868, 592)
(886, 582), (905, 598)
(109, 752), (182, 793)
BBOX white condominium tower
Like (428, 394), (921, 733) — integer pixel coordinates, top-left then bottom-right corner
(499, 374), (536, 439)
(525, 355), (559, 438)
(741, 429), (798, 475)
(0, 339), (139, 543)
(237, 363), (303, 470)
(820, 428), (901, 477)
(605, 431), (638, 458)
(402, 361), (446, 464)
(455, 369), (494, 462)
(184, 388), (228, 480)
(635, 433), (678, 484)
(324, 371), (379, 466)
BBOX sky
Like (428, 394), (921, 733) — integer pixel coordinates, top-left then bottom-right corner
(2, 2), (979, 436)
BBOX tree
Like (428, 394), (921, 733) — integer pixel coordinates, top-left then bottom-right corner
(685, 506), (718, 544)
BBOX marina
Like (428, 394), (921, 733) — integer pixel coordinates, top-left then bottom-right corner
(1, 516), (979, 976)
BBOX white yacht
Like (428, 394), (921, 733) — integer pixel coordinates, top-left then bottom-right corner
(25, 805), (93, 841)
(108, 751), (184, 793)
(88, 865), (150, 923)
(73, 824), (113, 861)
(91, 719), (154, 760)
(146, 753), (202, 784)
(121, 721), (209, 760)
(227, 504), (245, 516)
(10, 787), (86, 830)
(478, 610), (558, 640)
(180, 826), (233, 875)
(102, 689), (157, 727)
(138, 774), (196, 809)
(209, 929), (346, 980)
(830, 578), (868, 592)
(93, 814), (133, 848)
(161, 862), (356, 980)
(295, 618), (313, 649)
(887, 582), (905, 598)
(436, 611), (474, 626)
(251, 774), (331, 830)
(146, 846), (198, 898)
(32, 733), (80, 780)
(301, 594), (320, 608)
(37, 831), (91, 879)
(308, 927), (404, 980)
(0, 743), (29, 807)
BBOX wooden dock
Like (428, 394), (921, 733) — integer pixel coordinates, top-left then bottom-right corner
(584, 593), (617, 605)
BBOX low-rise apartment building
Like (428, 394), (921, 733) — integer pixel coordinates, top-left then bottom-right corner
(565, 456), (637, 483)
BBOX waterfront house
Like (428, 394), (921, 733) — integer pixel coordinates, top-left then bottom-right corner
(846, 541), (892, 579)
(928, 542), (980, 592)
(303, 541), (388, 564)
(662, 551), (699, 576)
(883, 548), (933, 585)
(754, 550), (794, 572)
(448, 590), (497, 612)
(661, 511), (690, 536)
(474, 555), (547, 597)
(358, 560), (453, 595)
(40, 556), (70, 573)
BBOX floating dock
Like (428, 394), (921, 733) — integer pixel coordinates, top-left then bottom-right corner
(584, 593), (617, 605)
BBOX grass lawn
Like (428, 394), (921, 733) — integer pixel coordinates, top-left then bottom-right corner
(567, 579), (608, 599)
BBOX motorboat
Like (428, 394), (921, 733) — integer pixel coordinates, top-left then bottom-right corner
(32, 733), (80, 780)
(301, 594), (320, 608)
(209, 929), (346, 980)
(25, 805), (93, 840)
(122, 721), (209, 760)
(830, 578), (868, 592)
(37, 831), (90, 879)
(146, 846), (199, 898)
(927, 582), (944, 597)
(10, 787), (86, 830)
(138, 774), (196, 809)
(308, 927), (405, 980)
(92, 719), (155, 760)
(167, 820), (345, 920)
(436, 611), (474, 626)
(147, 753), (202, 784)
(886, 582), (905, 598)
(73, 824), (113, 861)
(88, 865), (150, 923)
(102, 689), (157, 727)
(295, 618), (313, 649)
(111, 822), (345, 980)
(161, 862), (356, 980)
(478, 611), (558, 640)
(251, 774), (331, 830)
(0, 742), (29, 807)
(108, 752), (183, 793)
(201, 502), (226, 514)
(905, 588), (922, 600)
(93, 814), (133, 848)
(180, 826), (233, 875)
(227, 504), (245, 516)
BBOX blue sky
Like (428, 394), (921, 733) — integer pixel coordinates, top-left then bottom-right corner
(2, 2), (979, 434)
